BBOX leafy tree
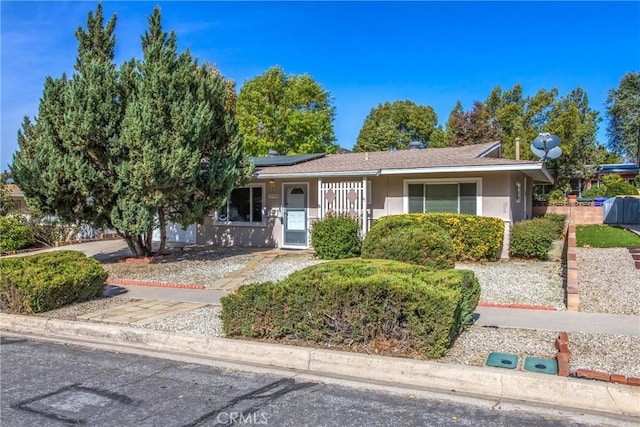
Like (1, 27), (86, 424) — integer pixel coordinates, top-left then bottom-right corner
(237, 66), (337, 156)
(606, 72), (640, 163)
(0, 172), (14, 216)
(354, 100), (438, 151)
(544, 88), (601, 189)
(11, 5), (247, 257)
(446, 100), (501, 146)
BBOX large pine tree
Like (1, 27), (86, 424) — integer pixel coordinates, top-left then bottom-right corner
(12, 5), (248, 257)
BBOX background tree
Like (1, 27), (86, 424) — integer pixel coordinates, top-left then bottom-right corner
(446, 100), (501, 146)
(0, 172), (14, 216)
(544, 88), (601, 189)
(606, 72), (640, 163)
(11, 5), (247, 257)
(237, 66), (337, 156)
(354, 100), (438, 152)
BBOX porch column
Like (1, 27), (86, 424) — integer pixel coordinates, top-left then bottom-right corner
(318, 177), (323, 220)
(362, 176), (368, 236)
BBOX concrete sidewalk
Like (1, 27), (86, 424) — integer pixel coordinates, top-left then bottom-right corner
(475, 306), (640, 336)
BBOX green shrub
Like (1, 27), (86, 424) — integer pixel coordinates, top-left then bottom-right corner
(547, 189), (565, 203)
(582, 187), (606, 199)
(509, 218), (558, 259)
(600, 174), (637, 197)
(364, 214), (504, 262)
(0, 251), (107, 313)
(361, 218), (455, 270)
(310, 212), (361, 259)
(221, 259), (481, 358)
(0, 215), (35, 252)
(543, 213), (567, 239)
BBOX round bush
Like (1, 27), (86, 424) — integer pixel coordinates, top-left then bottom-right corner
(362, 218), (455, 270)
(0, 251), (107, 313)
(0, 215), (34, 252)
(509, 218), (557, 259)
(310, 212), (361, 259)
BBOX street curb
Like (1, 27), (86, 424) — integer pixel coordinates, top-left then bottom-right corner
(1, 313), (638, 417)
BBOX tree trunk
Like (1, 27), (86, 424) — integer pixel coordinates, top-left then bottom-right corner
(158, 208), (167, 255)
(119, 231), (145, 258)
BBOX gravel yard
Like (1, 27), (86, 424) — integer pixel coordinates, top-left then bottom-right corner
(577, 247), (640, 315)
(457, 260), (565, 309)
(101, 246), (256, 287)
(244, 254), (324, 284)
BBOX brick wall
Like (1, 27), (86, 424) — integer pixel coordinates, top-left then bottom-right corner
(532, 203), (603, 225)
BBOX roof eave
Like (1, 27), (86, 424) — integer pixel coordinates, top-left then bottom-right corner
(255, 170), (381, 179)
(477, 141), (502, 158)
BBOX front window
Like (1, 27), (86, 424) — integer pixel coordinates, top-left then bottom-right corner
(219, 186), (263, 223)
(407, 182), (478, 215)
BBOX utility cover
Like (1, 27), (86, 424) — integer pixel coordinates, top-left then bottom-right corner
(485, 352), (519, 369)
(523, 357), (558, 375)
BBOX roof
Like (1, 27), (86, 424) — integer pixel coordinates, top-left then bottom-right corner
(594, 163), (639, 175)
(253, 141), (553, 183)
(6, 183), (23, 197)
(250, 153), (325, 167)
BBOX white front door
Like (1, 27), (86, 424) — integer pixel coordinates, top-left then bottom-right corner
(283, 183), (308, 247)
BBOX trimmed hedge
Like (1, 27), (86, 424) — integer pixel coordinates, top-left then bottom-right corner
(361, 217), (455, 270)
(542, 213), (567, 239)
(364, 214), (504, 262)
(0, 215), (34, 252)
(509, 218), (558, 259)
(310, 213), (361, 259)
(0, 251), (107, 313)
(220, 259), (481, 358)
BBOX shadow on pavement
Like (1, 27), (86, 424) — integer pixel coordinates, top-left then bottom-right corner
(103, 285), (129, 298)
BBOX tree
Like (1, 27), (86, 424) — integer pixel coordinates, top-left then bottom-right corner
(544, 88), (601, 189)
(606, 72), (640, 163)
(11, 5), (248, 257)
(0, 172), (14, 216)
(446, 101), (501, 146)
(237, 66), (337, 156)
(354, 100), (438, 152)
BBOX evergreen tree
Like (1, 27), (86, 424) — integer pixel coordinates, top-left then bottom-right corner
(12, 4), (120, 230)
(606, 72), (640, 163)
(11, 5), (247, 257)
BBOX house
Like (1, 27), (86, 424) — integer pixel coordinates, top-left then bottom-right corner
(166, 141), (553, 258)
(586, 163), (639, 190)
(6, 183), (29, 214)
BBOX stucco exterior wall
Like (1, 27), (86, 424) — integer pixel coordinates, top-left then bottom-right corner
(193, 170), (534, 257)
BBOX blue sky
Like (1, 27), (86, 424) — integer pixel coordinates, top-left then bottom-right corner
(2, 1), (639, 171)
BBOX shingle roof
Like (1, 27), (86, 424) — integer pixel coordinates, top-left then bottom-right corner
(253, 141), (552, 183)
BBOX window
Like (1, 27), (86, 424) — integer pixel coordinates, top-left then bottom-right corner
(218, 186), (264, 223)
(407, 181), (478, 215)
(516, 182), (522, 204)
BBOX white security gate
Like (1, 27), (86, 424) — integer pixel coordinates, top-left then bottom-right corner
(318, 178), (368, 236)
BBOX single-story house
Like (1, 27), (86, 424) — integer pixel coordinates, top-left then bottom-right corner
(6, 183), (29, 214)
(165, 141), (553, 258)
(586, 163), (639, 189)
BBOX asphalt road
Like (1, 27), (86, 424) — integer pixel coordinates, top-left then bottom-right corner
(0, 336), (622, 426)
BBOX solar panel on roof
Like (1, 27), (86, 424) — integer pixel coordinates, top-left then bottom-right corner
(250, 153), (326, 167)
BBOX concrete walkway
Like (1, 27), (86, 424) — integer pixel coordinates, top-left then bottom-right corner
(475, 306), (640, 336)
